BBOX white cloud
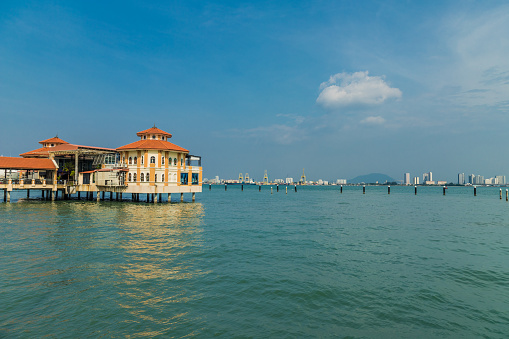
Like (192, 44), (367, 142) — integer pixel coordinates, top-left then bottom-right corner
(316, 71), (402, 108)
(360, 116), (386, 125)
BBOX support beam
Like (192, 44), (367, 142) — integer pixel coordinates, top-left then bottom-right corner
(180, 193), (184, 202)
(96, 191), (100, 202)
(27, 190), (30, 198)
(192, 192), (195, 202)
(7, 190), (11, 202)
(154, 194), (158, 203)
(168, 193), (171, 203)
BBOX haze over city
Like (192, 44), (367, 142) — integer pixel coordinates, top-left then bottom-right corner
(1, 1), (508, 182)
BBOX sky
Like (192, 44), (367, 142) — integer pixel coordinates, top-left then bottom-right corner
(1, 0), (508, 182)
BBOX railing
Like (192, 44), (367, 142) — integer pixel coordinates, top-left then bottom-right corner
(11, 179), (19, 184)
(0, 178), (8, 184)
(46, 179), (53, 185)
(35, 179), (43, 185)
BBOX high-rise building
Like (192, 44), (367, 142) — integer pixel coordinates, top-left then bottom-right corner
(404, 173), (410, 185)
(474, 175), (484, 185)
(413, 176), (420, 185)
(423, 172), (432, 182)
(458, 173), (465, 185)
(468, 174), (475, 184)
(496, 175), (506, 185)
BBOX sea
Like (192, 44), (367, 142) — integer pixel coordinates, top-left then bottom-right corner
(1, 185), (509, 338)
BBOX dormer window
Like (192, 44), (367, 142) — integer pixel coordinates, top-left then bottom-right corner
(152, 135), (156, 139)
(143, 135), (147, 140)
(51, 144), (54, 147)
(162, 136), (165, 140)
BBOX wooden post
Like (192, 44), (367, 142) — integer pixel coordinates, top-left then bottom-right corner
(168, 193), (171, 202)
(110, 192), (113, 201)
(415, 186), (417, 195)
(506, 189), (508, 202)
(120, 193), (122, 200)
(116, 193), (119, 201)
(294, 185), (297, 192)
(96, 191), (100, 202)
(241, 184), (243, 191)
(52, 190), (56, 201)
(154, 193), (158, 203)
(192, 192), (196, 202)
(6, 190), (10, 202)
(42, 190), (45, 199)
(388, 186), (390, 194)
(180, 193), (184, 202)
(209, 184), (211, 190)
(77, 191), (80, 200)
(443, 186), (446, 195)
(147, 194), (150, 202)
(259, 185), (261, 192)
(474, 186), (477, 196)
(27, 190), (30, 198)
(340, 185), (342, 193)
(3, 189), (6, 202)
(286, 186), (288, 194)
(225, 184), (227, 191)
(277, 185), (279, 192)
(500, 189), (502, 200)
(271, 187), (273, 194)
(363, 185), (365, 194)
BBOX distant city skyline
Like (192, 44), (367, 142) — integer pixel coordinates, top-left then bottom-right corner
(1, 1), (509, 181)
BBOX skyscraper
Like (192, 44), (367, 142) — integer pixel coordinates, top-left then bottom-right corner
(458, 173), (465, 185)
(404, 173), (410, 185)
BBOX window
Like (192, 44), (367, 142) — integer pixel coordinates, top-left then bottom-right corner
(181, 158), (183, 166)
(155, 174), (157, 182)
(192, 173), (199, 185)
(152, 135), (156, 139)
(141, 156), (144, 165)
(129, 157), (132, 165)
(129, 173), (132, 181)
(133, 173), (137, 182)
(134, 157), (137, 164)
(174, 158), (177, 166)
(122, 156), (125, 164)
(150, 156), (156, 164)
(168, 157), (172, 166)
(140, 173), (144, 182)
(146, 173), (150, 182)
(161, 157), (165, 165)
(143, 135), (147, 139)
(162, 136), (165, 140)
(180, 173), (188, 185)
(162, 174), (164, 182)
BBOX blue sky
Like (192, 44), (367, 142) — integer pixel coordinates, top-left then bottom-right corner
(1, 1), (508, 182)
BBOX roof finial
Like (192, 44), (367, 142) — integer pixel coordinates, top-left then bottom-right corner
(153, 123), (156, 128)
(56, 133), (58, 138)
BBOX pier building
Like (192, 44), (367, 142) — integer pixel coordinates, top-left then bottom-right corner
(0, 126), (202, 203)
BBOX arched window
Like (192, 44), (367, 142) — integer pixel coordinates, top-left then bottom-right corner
(129, 157), (132, 165)
(155, 174), (157, 182)
(162, 136), (165, 140)
(146, 173), (150, 182)
(122, 156), (125, 164)
(150, 156), (156, 164)
(141, 156), (144, 165)
(181, 158), (183, 166)
(174, 158), (177, 166)
(133, 173), (137, 182)
(134, 157), (137, 164)
(140, 173), (144, 182)
(162, 174), (164, 182)
(168, 157), (172, 166)
(161, 157), (165, 165)
(152, 135), (156, 139)
(129, 173), (132, 181)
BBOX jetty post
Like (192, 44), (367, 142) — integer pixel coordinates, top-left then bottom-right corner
(192, 193), (196, 202)
(96, 191), (100, 202)
(474, 186), (477, 196)
(209, 184), (211, 190)
(277, 185), (279, 192)
(225, 184), (227, 191)
(168, 193), (171, 202)
(286, 186), (287, 194)
(388, 186), (390, 194)
(415, 186), (417, 195)
(340, 185), (342, 193)
(259, 185), (261, 192)
(271, 187), (273, 194)
(294, 185), (297, 192)
(180, 193), (184, 202)
(241, 184), (243, 191)
(443, 186), (446, 195)
(506, 189), (508, 202)
(500, 189), (502, 200)
(363, 185), (365, 194)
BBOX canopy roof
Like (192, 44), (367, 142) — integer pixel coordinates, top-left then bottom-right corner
(21, 143), (116, 158)
(0, 157), (58, 170)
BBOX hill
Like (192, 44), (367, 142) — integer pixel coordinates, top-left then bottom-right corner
(348, 173), (396, 184)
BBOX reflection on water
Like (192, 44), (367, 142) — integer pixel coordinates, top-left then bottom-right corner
(1, 200), (207, 337)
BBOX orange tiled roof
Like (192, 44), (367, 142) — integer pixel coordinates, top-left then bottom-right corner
(39, 136), (69, 145)
(0, 157), (57, 170)
(20, 144), (115, 157)
(136, 127), (172, 138)
(116, 139), (189, 152)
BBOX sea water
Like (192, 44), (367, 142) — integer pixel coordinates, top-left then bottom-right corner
(1, 185), (509, 338)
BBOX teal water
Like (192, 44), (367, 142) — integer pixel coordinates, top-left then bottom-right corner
(1, 186), (509, 338)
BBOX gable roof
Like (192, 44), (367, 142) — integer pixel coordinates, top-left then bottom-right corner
(0, 157), (58, 170)
(116, 139), (189, 152)
(39, 137), (69, 145)
(136, 127), (172, 138)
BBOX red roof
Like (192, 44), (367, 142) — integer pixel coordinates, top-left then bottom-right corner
(116, 139), (189, 152)
(0, 157), (57, 170)
(39, 137), (69, 145)
(136, 127), (172, 138)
